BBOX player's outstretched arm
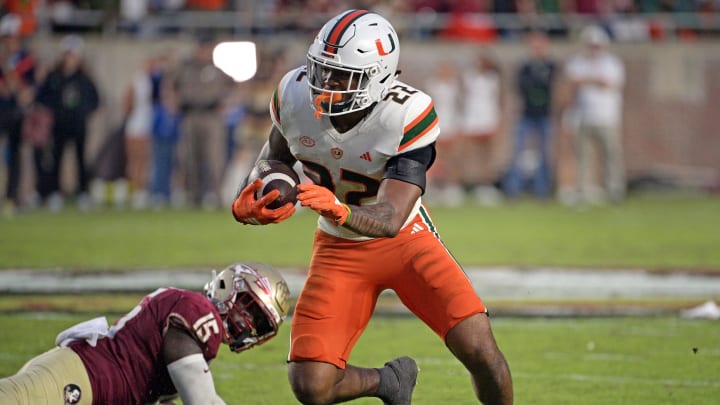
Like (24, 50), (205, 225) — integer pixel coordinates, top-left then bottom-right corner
(163, 326), (226, 405)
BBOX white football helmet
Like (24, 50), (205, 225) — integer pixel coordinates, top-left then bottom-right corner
(307, 9), (400, 117)
(204, 262), (291, 352)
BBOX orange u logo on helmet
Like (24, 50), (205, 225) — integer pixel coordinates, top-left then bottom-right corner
(375, 34), (396, 56)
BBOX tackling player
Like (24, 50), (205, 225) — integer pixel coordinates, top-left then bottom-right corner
(231, 9), (513, 405)
(0, 262), (290, 405)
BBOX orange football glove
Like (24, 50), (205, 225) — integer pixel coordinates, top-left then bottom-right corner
(296, 184), (350, 226)
(232, 178), (296, 225)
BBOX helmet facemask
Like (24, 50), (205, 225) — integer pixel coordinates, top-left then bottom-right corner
(222, 283), (278, 353)
(307, 54), (376, 118)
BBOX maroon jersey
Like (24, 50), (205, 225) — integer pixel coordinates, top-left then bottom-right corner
(69, 288), (224, 404)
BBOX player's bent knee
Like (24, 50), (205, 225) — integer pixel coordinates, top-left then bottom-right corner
(289, 385), (334, 405)
(446, 313), (505, 365)
(288, 362), (338, 405)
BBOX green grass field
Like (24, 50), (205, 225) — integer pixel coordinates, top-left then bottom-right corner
(1, 314), (718, 404)
(1, 194), (719, 404)
(1, 193), (719, 270)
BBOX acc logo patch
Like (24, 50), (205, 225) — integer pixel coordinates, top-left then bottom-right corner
(299, 136), (315, 147)
(63, 384), (82, 404)
(331, 147), (343, 160)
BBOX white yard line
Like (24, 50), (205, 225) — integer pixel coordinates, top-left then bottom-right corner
(1, 267), (719, 315)
(1, 267), (719, 297)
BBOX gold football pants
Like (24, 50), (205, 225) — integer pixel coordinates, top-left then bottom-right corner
(0, 347), (92, 405)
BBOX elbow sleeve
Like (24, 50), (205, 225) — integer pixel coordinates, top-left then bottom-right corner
(167, 353), (226, 405)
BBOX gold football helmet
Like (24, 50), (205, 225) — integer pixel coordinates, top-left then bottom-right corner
(204, 262), (291, 352)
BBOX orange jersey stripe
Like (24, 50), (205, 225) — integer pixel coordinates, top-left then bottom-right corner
(399, 103), (438, 152)
(403, 102), (435, 133)
(324, 10), (369, 54)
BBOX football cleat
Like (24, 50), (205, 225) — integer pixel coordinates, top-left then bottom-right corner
(383, 356), (418, 405)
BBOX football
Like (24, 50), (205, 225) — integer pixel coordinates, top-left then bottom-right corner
(247, 160), (300, 209)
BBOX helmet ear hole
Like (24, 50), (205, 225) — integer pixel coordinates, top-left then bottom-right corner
(357, 95), (370, 107)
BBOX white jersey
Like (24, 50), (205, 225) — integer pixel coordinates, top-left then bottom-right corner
(270, 66), (440, 240)
(565, 51), (625, 127)
(425, 77), (461, 137)
(124, 70), (153, 138)
(461, 68), (501, 135)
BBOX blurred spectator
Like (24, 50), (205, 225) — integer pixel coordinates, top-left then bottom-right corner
(537, 0), (563, 12)
(492, 0), (521, 38)
(439, 12), (498, 43)
(186, 0), (227, 10)
(503, 29), (558, 199)
(120, 0), (149, 34)
(149, 50), (181, 208)
(47, 0), (82, 32)
(237, 76), (274, 160)
(150, 0), (186, 12)
(170, 34), (234, 209)
(564, 25), (626, 205)
(574, 0), (602, 14)
(89, 116), (128, 209)
(219, 78), (268, 208)
(34, 34), (100, 212)
(5, 0), (718, 40)
(534, 0), (573, 36)
(637, 0), (677, 12)
(2, 0), (39, 36)
(222, 84), (246, 168)
(123, 56), (155, 210)
(0, 13), (38, 217)
(424, 60), (465, 206)
(458, 48), (505, 205)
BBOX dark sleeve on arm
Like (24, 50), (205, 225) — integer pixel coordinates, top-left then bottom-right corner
(383, 143), (436, 194)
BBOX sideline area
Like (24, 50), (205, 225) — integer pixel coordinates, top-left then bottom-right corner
(1, 267), (719, 317)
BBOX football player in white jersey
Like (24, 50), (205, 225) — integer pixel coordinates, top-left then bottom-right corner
(232, 9), (513, 405)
